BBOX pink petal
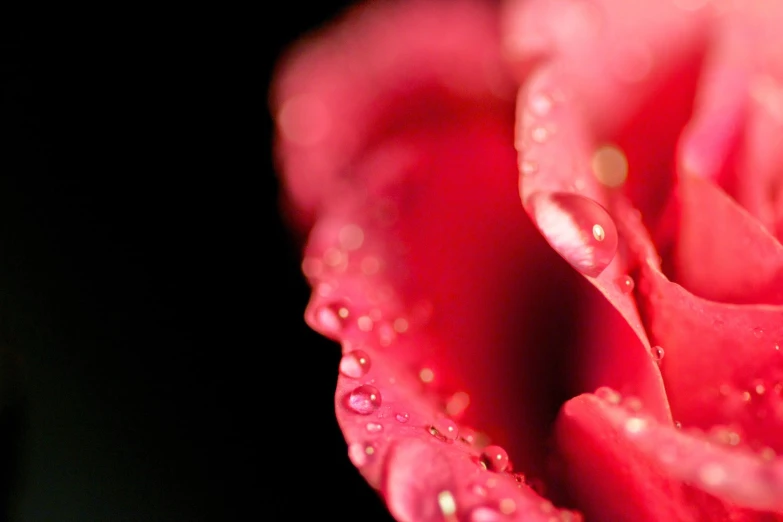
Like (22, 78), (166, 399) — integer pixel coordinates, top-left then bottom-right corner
(623, 179), (783, 454)
(556, 392), (783, 519)
(274, 0), (590, 517)
(670, 175), (783, 304)
(676, 3), (783, 242)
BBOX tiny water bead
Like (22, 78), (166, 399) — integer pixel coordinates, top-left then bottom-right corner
(347, 384), (382, 415)
(466, 506), (504, 522)
(595, 386), (622, 405)
(529, 92), (553, 116)
(529, 192), (618, 277)
(480, 445), (510, 472)
(616, 275), (635, 294)
(650, 345), (665, 362)
(429, 417), (459, 443)
(339, 350), (371, 379)
(520, 159), (539, 177)
(753, 327), (764, 338)
(395, 412), (410, 423)
(591, 144), (628, 188)
(365, 422), (384, 434)
(348, 442), (375, 467)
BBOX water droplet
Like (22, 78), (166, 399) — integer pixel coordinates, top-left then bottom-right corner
(498, 498), (516, 515)
(520, 160), (538, 176)
(625, 417), (647, 434)
(650, 345), (665, 362)
(529, 92), (553, 116)
(480, 445), (510, 472)
(471, 482), (488, 497)
(339, 350), (371, 379)
(595, 386), (622, 404)
(466, 506), (504, 522)
(531, 126), (550, 143)
(437, 491), (457, 517)
(429, 417), (459, 443)
(366, 422), (384, 434)
(395, 412), (410, 423)
(347, 385), (382, 415)
(675, 421), (682, 429)
(305, 300), (351, 338)
(753, 327), (764, 338)
(699, 462), (726, 486)
(529, 192), (618, 277)
(616, 275), (635, 294)
(348, 441), (375, 467)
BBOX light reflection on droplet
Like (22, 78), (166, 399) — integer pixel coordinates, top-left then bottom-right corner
(437, 491), (457, 518)
(530, 192), (618, 277)
(339, 350), (371, 378)
(347, 384), (382, 415)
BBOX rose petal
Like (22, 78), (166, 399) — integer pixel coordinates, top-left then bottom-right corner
(671, 175), (783, 304)
(274, 0), (589, 516)
(336, 350), (580, 521)
(676, 3), (783, 242)
(614, 182), (783, 454)
(515, 65), (671, 423)
(556, 392), (783, 519)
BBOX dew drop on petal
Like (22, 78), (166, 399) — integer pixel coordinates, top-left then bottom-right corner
(529, 192), (618, 277)
(498, 498), (516, 515)
(529, 92), (553, 116)
(437, 491), (457, 518)
(366, 422), (384, 434)
(595, 386), (622, 405)
(347, 384), (382, 415)
(339, 350), (371, 379)
(480, 445), (510, 472)
(531, 126), (550, 143)
(520, 159), (539, 177)
(650, 345), (665, 362)
(467, 506), (504, 522)
(305, 300), (350, 338)
(616, 275), (634, 294)
(395, 412), (410, 423)
(348, 441), (375, 467)
(430, 417), (459, 443)
(753, 327), (764, 338)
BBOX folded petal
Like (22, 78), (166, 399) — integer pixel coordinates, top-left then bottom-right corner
(556, 392), (783, 520)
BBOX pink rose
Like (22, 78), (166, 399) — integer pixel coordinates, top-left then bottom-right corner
(271, 0), (783, 520)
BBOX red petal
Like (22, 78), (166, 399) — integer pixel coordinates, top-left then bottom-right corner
(557, 392), (783, 520)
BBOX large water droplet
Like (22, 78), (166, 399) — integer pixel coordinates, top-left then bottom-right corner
(305, 299), (350, 339)
(339, 350), (371, 379)
(650, 345), (665, 362)
(480, 445), (510, 472)
(429, 417), (459, 443)
(347, 384), (382, 415)
(529, 192), (618, 277)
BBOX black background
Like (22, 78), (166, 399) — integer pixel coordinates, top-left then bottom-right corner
(0, 2), (393, 520)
